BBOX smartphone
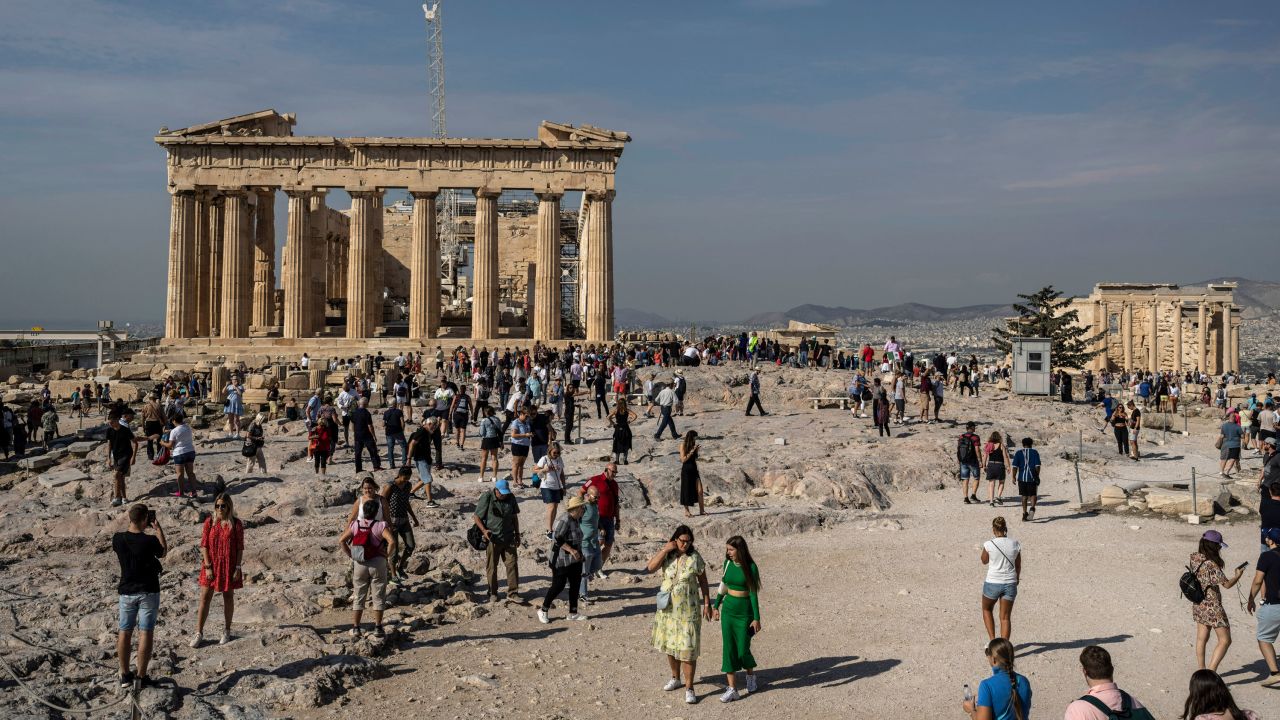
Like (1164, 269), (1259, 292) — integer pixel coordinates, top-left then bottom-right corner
(1237, 561), (1249, 571)
(146, 510), (157, 527)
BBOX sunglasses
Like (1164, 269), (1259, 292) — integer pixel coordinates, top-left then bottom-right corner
(214, 503), (227, 509)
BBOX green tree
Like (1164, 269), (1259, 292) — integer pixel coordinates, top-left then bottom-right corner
(991, 286), (1105, 369)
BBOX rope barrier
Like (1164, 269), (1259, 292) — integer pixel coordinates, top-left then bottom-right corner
(0, 650), (135, 716)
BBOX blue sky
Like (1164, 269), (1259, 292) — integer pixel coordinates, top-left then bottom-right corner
(1, 0), (1277, 325)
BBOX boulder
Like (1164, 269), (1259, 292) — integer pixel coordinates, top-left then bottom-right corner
(47, 370), (65, 381)
(36, 468), (89, 489)
(18, 456), (56, 471)
(116, 364), (155, 381)
(285, 373), (312, 390)
(1143, 487), (1227, 517)
(1100, 485), (1128, 508)
(66, 441), (101, 457)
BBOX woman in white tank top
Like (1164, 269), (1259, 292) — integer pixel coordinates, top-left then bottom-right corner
(980, 516), (1022, 643)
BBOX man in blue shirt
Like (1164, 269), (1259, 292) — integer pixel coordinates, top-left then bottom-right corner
(1012, 437), (1041, 522)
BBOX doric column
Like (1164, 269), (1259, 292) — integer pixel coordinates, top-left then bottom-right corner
(409, 190), (439, 340)
(208, 197), (224, 336)
(346, 191), (376, 339)
(308, 192), (329, 336)
(164, 190), (197, 339)
(1122, 299), (1134, 370)
(219, 190), (252, 338)
(1147, 301), (1158, 372)
(1230, 309), (1240, 373)
(251, 189), (276, 329)
(1091, 301), (1105, 370)
(1172, 300), (1183, 374)
(534, 191), (563, 341)
(1197, 300), (1208, 373)
(584, 190), (614, 343)
(577, 199), (592, 329)
(368, 193), (384, 333)
(193, 194), (212, 336)
(1223, 302), (1234, 373)
(472, 188), (501, 340)
(282, 190), (311, 338)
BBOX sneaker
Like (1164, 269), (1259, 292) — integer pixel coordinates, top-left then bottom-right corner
(568, 613), (587, 621)
(1262, 673), (1280, 687)
(970, 494), (979, 502)
(219, 632), (231, 645)
(119, 671), (134, 689)
(963, 497), (971, 505)
(663, 677), (682, 691)
(1028, 507), (1036, 520)
(487, 594), (500, 604)
(1021, 511), (1028, 522)
(596, 570), (609, 581)
(138, 674), (153, 689)
(373, 626), (385, 638)
(188, 633), (203, 649)
(544, 530), (554, 541)
(425, 501), (439, 508)
(720, 688), (740, 703)
(745, 674), (758, 693)
(537, 609), (550, 624)
(685, 689), (698, 704)
(111, 498), (122, 507)
(349, 627), (362, 638)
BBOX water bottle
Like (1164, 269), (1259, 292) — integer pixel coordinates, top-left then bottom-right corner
(963, 684), (973, 703)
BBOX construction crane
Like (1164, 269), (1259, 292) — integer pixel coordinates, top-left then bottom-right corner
(423, 2), (463, 302)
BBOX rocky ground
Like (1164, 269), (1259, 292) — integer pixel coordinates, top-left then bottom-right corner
(0, 363), (1276, 718)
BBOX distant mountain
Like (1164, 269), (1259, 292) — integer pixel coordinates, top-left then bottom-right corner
(615, 307), (675, 329)
(1189, 277), (1280, 318)
(742, 302), (1009, 327)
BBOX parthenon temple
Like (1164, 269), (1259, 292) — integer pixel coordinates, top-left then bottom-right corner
(1069, 282), (1241, 374)
(156, 110), (628, 352)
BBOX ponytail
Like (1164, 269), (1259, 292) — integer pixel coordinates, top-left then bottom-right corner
(987, 638), (1024, 720)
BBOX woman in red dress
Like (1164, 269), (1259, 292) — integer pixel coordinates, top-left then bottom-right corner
(190, 492), (244, 647)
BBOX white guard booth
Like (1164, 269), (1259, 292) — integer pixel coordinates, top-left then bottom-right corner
(1012, 337), (1051, 395)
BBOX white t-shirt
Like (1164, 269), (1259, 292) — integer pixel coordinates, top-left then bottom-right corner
(536, 455), (564, 490)
(168, 423), (195, 456)
(984, 537), (1020, 584)
(893, 378), (905, 400)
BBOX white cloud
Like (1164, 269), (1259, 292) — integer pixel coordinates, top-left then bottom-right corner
(1002, 164), (1165, 191)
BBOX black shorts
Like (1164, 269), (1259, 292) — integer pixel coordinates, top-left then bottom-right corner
(454, 413), (469, 428)
(986, 463), (1005, 481)
(510, 443), (530, 457)
(1017, 481), (1038, 497)
(143, 420), (163, 437)
(113, 456), (131, 476)
(480, 436), (500, 451)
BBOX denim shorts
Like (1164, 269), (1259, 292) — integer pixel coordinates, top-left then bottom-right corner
(540, 487), (563, 504)
(982, 582), (1018, 601)
(172, 451), (196, 465)
(598, 516), (616, 545)
(1258, 603), (1280, 643)
(415, 459), (433, 486)
(118, 592), (160, 632)
(960, 464), (980, 480)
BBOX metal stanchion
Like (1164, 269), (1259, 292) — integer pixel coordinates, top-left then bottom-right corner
(1075, 429), (1084, 504)
(1190, 466), (1198, 524)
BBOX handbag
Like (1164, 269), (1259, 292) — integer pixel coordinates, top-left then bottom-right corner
(656, 588), (672, 611)
(240, 440), (257, 458)
(1214, 435), (1223, 450)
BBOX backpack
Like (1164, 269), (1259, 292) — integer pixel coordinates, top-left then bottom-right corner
(350, 521), (381, 564)
(958, 434), (979, 464)
(1179, 560), (1207, 604)
(1075, 692), (1154, 720)
(466, 524), (489, 551)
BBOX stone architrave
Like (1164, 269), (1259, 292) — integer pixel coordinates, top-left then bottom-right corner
(408, 191), (439, 340)
(533, 191), (563, 341)
(584, 191), (614, 343)
(220, 190), (252, 338)
(252, 189), (276, 329)
(472, 189), (501, 340)
(164, 190), (197, 339)
(1197, 301), (1208, 373)
(208, 197), (224, 336)
(282, 190), (311, 338)
(193, 194), (212, 336)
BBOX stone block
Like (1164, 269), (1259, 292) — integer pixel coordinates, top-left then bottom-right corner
(36, 468), (89, 488)
(1100, 485), (1128, 508)
(66, 441), (101, 457)
(1143, 488), (1222, 517)
(284, 373), (312, 390)
(246, 374), (268, 390)
(17, 456), (56, 471)
(116, 364), (154, 380)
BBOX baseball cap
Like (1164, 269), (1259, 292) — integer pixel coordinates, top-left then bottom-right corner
(1262, 436), (1278, 448)
(1201, 530), (1227, 548)
(495, 478), (512, 495)
(1264, 527), (1280, 545)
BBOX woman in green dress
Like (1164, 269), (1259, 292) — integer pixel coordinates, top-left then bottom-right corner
(648, 524), (712, 705)
(713, 535), (762, 702)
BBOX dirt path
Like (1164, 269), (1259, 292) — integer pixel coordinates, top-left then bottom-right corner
(296, 417), (1275, 719)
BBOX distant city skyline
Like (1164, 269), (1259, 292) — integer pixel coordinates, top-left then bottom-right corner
(2, 1), (1277, 326)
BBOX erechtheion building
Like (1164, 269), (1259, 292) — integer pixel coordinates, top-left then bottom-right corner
(155, 110), (628, 353)
(1070, 282), (1241, 374)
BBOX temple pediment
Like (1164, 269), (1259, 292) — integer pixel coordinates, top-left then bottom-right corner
(158, 109), (296, 138)
(538, 121), (631, 146)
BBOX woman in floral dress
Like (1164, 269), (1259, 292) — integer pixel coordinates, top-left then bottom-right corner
(647, 524), (711, 705)
(1190, 530), (1246, 672)
(190, 493), (245, 648)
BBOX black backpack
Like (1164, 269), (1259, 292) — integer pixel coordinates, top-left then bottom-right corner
(1179, 560), (1207, 604)
(1076, 692), (1154, 720)
(958, 434), (979, 464)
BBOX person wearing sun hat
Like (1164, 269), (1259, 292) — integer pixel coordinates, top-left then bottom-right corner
(1189, 529), (1247, 672)
(538, 494), (589, 624)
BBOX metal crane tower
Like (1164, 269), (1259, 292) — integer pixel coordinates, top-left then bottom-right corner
(423, 2), (462, 294)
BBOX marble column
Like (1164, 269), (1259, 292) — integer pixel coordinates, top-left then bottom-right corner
(1122, 300), (1134, 370)
(1223, 303), (1234, 373)
(308, 192), (329, 336)
(472, 188), (501, 340)
(1172, 301), (1183, 374)
(164, 190), (197, 339)
(251, 189), (276, 329)
(208, 198), (224, 336)
(1197, 301), (1208, 374)
(409, 191), (439, 340)
(193, 194), (212, 336)
(584, 190), (614, 344)
(534, 191), (562, 341)
(1147, 301), (1158, 372)
(1091, 301), (1105, 371)
(577, 199), (592, 329)
(282, 191), (311, 338)
(219, 190), (252, 338)
(368, 193), (384, 333)
(346, 191), (376, 339)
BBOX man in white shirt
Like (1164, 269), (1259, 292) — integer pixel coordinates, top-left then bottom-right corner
(336, 387), (356, 447)
(300, 353), (310, 370)
(653, 384), (678, 440)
